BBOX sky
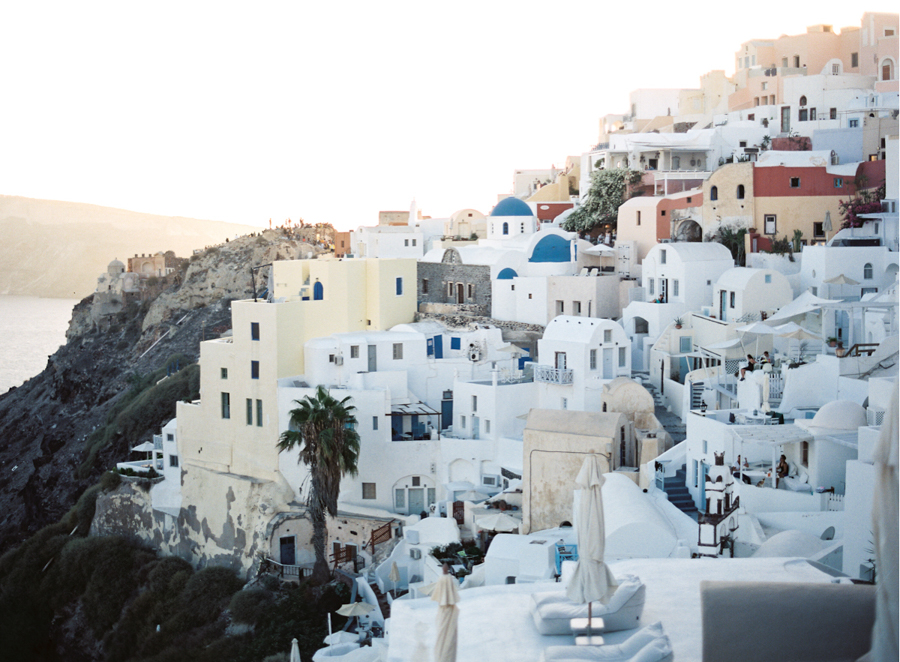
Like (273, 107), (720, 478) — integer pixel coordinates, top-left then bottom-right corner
(1, 1), (896, 232)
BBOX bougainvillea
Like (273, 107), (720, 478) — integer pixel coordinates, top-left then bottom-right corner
(839, 184), (885, 229)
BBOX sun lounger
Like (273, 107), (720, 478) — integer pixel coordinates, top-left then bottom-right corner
(530, 575), (645, 635)
(540, 623), (672, 661)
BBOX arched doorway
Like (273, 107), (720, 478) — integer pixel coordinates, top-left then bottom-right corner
(313, 281), (324, 300)
(674, 220), (702, 242)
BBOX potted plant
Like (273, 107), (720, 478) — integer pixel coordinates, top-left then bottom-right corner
(674, 317), (684, 329)
(826, 336), (838, 347)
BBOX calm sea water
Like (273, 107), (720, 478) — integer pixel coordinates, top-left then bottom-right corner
(0, 295), (79, 395)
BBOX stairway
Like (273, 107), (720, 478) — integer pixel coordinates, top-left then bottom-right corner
(663, 465), (697, 515)
(370, 582), (392, 620)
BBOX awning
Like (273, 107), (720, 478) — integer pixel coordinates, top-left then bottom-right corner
(767, 291), (842, 323)
(391, 401), (440, 416)
(704, 337), (744, 350)
(730, 424), (813, 446)
(817, 431), (859, 450)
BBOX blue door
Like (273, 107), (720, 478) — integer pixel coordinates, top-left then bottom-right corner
(433, 335), (443, 359)
(313, 281), (324, 300)
(441, 400), (453, 430)
(699, 462), (709, 513)
(280, 536), (295, 565)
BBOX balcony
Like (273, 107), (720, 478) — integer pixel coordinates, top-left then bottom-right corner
(534, 364), (574, 385)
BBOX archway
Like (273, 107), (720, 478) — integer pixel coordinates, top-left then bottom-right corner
(674, 219), (702, 242)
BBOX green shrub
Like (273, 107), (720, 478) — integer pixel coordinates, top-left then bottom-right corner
(99, 470), (122, 492)
(180, 566), (244, 624)
(229, 588), (273, 625)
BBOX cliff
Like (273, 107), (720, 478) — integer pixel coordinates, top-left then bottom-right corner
(0, 195), (261, 298)
(0, 230), (325, 557)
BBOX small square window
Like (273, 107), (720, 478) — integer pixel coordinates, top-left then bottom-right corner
(834, 178), (843, 188)
(392, 343), (403, 360)
(251, 360), (259, 379)
(813, 222), (825, 238)
(528, 293), (532, 299)
(350, 345), (359, 358)
(450, 337), (461, 350)
(790, 177), (800, 188)
(680, 336), (691, 353)
(412, 476), (420, 487)
(765, 274), (772, 283)
(167, 433), (174, 441)
(251, 322), (260, 340)
(412, 239), (416, 246)
(603, 329), (612, 343)
(661, 209), (666, 216)
(849, 118), (859, 128)
(362, 483), (376, 499)
(169, 455), (179, 468)
(221, 367), (228, 379)
(404, 239), (409, 246)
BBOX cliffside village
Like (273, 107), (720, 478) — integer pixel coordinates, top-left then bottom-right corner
(95, 14), (898, 662)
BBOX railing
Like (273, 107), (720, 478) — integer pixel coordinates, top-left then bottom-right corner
(370, 520), (394, 552)
(263, 557), (314, 579)
(534, 364), (574, 385)
(837, 343), (879, 358)
(826, 493), (845, 511)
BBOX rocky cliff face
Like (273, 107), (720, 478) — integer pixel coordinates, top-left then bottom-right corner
(0, 230), (324, 557)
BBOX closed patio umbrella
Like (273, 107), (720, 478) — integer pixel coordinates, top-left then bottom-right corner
(823, 210), (833, 234)
(432, 565), (460, 662)
(290, 637), (301, 662)
(566, 454), (618, 639)
(389, 561), (401, 598)
(455, 490), (486, 502)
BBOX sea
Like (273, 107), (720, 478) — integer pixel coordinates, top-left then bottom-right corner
(0, 295), (80, 395)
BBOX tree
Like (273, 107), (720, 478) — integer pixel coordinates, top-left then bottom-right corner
(277, 386), (360, 583)
(562, 168), (643, 234)
(706, 225), (747, 266)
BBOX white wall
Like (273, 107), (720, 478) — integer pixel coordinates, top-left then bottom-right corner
(843, 459), (876, 579)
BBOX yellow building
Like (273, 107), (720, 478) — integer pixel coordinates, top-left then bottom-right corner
(177, 258), (418, 483)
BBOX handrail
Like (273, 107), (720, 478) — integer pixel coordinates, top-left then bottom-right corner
(837, 343), (879, 358)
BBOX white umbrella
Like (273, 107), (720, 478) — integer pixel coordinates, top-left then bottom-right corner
(455, 490), (486, 502)
(566, 454), (618, 638)
(323, 631), (358, 645)
(336, 601), (375, 618)
(432, 567), (460, 662)
(869, 388), (898, 660)
(131, 441), (155, 453)
(475, 512), (520, 532)
(736, 321), (779, 357)
(823, 274), (859, 285)
(290, 637), (301, 662)
(389, 561), (401, 598)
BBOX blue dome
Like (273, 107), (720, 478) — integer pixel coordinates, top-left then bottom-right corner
(497, 268), (518, 280)
(490, 197), (533, 217)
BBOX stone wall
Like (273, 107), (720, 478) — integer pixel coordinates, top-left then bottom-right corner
(417, 262), (491, 310)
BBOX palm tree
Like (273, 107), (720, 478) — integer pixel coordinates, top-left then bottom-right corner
(278, 385), (360, 583)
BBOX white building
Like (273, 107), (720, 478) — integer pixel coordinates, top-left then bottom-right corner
(713, 267), (794, 323)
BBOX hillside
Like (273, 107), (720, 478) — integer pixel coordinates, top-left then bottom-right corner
(0, 195), (260, 298)
(0, 230), (325, 558)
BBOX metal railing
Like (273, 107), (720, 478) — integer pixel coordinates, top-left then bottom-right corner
(263, 557), (314, 579)
(534, 364), (574, 385)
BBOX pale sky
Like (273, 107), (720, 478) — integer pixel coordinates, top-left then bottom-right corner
(1, 1), (896, 231)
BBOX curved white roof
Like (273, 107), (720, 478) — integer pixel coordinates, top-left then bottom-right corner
(391, 320), (447, 336)
(648, 242), (733, 262)
(715, 267), (787, 290)
(407, 515), (460, 545)
(810, 400), (867, 430)
(752, 530), (831, 559)
(542, 315), (620, 344)
(600, 473), (678, 559)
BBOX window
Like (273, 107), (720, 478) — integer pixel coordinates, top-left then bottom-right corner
(447, 282), (453, 297)
(363, 483), (376, 499)
(221, 392), (231, 419)
(710, 186), (718, 201)
(618, 347), (626, 367)
(765, 274), (772, 283)
(590, 349), (597, 370)
(485, 420), (491, 434)
(832, 63), (840, 75)
(660, 249), (666, 264)
(467, 283), (474, 299)
(404, 239), (409, 246)
(350, 345), (359, 358)
(636, 211), (641, 226)
(851, 52), (858, 68)
(813, 222), (825, 238)
(740, 140), (748, 147)
(556, 300), (564, 314)
(372, 416), (378, 430)
(472, 395), (477, 412)
(801, 442), (809, 467)
(604, 329), (612, 343)
(810, 108), (816, 121)
(573, 301), (581, 315)
(450, 337), (461, 350)
(887, 28), (896, 37)
(251, 322), (260, 340)
(246, 398), (253, 425)
(460, 415), (466, 429)
(649, 279), (655, 296)
(811, 286), (818, 296)
(412, 476), (420, 487)
(799, 109), (808, 122)
(412, 239), (417, 246)
(672, 280), (679, 297)
(849, 118), (859, 128)
(679, 336), (692, 354)
(790, 178), (800, 188)
(730, 292), (736, 308)
(422, 279), (429, 294)
(799, 95), (807, 106)
(393, 343), (403, 360)
(251, 360), (259, 379)
(793, 55), (800, 68)
(502, 222), (509, 235)
(169, 454), (179, 468)
(394, 489), (404, 509)
(864, 263), (873, 279)
(834, 178), (843, 188)
(882, 60), (894, 81)
(256, 399), (263, 427)
(528, 293), (532, 299)
(395, 277), (403, 296)
(782, 57), (788, 67)
(221, 367), (228, 379)
(661, 209), (666, 216)
(830, 108), (837, 120)
(167, 433), (174, 441)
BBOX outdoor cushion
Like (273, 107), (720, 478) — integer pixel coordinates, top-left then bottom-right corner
(540, 632), (672, 662)
(531, 576), (645, 635)
(540, 622), (665, 661)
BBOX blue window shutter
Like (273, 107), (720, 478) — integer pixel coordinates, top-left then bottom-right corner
(396, 277), (403, 295)
(450, 337), (461, 350)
